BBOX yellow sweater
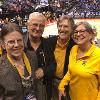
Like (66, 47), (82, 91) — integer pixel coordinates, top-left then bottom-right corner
(59, 44), (100, 100)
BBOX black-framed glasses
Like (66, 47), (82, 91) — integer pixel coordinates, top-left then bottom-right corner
(71, 30), (88, 38)
(74, 30), (87, 34)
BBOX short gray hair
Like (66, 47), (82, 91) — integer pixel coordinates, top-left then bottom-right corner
(28, 12), (46, 23)
(74, 21), (94, 34)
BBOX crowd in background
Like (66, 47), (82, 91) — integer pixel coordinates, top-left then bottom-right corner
(67, 0), (100, 18)
(0, 11), (100, 100)
(0, 0), (99, 36)
(0, 0), (100, 99)
(0, 0), (100, 19)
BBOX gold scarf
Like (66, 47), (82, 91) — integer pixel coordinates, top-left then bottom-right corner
(0, 47), (2, 55)
(7, 52), (32, 77)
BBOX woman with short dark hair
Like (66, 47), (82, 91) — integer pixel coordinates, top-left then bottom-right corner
(0, 22), (37, 100)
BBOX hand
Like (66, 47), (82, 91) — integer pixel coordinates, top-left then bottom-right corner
(35, 68), (44, 79)
(59, 91), (66, 100)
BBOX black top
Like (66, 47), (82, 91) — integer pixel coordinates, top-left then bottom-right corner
(24, 34), (57, 99)
(25, 37), (56, 78)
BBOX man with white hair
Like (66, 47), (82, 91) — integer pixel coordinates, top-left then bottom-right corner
(25, 12), (56, 100)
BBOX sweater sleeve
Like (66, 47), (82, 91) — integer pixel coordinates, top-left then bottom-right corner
(58, 70), (71, 92)
(96, 71), (100, 100)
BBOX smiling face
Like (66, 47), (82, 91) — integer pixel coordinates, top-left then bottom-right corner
(27, 13), (46, 39)
(3, 31), (24, 58)
(58, 19), (72, 40)
(72, 24), (93, 45)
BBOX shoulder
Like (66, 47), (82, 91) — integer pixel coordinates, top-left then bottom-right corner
(47, 36), (58, 50)
(47, 35), (58, 40)
(91, 46), (100, 67)
(0, 55), (9, 75)
(41, 37), (52, 49)
(47, 36), (58, 43)
(69, 45), (78, 55)
(93, 46), (100, 56)
(0, 54), (7, 65)
(24, 51), (38, 68)
(40, 37), (57, 43)
(71, 45), (78, 51)
(25, 50), (37, 60)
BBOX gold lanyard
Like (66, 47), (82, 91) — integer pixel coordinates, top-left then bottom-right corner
(7, 52), (32, 77)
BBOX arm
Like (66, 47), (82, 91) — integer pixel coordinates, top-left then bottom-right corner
(96, 71), (100, 100)
(42, 50), (56, 79)
(58, 70), (71, 92)
(42, 38), (57, 79)
(58, 70), (71, 100)
(35, 46), (56, 79)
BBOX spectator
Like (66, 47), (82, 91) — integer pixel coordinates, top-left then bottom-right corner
(47, 15), (75, 100)
(59, 22), (100, 100)
(25, 12), (56, 100)
(0, 22), (37, 100)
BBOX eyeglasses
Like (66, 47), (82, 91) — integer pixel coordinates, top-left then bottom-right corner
(4, 39), (23, 46)
(74, 30), (87, 34)
(31, 23), (45, 29)
(72, 30), (88, 38)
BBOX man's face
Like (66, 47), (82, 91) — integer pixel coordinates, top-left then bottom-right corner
(58, 19), (72, 40)
(28, 16), (45, 39)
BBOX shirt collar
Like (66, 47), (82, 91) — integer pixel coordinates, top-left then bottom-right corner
(84, 44), (96, 57)
(74, 44), (96, 59)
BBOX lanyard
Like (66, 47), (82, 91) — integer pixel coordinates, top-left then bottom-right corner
(7, 52), (32, 77)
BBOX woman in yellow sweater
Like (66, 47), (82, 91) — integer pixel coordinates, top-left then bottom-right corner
(58, 22), (100, 100)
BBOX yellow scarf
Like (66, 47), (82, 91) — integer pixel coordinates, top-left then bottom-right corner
(0, 47), (2, 55)
(7, 52), (32, 77)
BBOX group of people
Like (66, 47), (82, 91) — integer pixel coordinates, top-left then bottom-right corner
(0, 11), (100, 100)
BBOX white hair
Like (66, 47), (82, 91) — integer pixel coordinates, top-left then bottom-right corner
(28, 12), (46, 23)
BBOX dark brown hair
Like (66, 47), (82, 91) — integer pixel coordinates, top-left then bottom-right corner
(0, 22), (23, 40)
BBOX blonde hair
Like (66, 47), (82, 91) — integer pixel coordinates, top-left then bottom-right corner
(57, 15), (75, 30)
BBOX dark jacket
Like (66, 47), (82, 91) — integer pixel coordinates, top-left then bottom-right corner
(24, 35), (57, 99)
(47, 36), (75, 100)
(47, 36), (75, 75)
(0, 50), (38, 100)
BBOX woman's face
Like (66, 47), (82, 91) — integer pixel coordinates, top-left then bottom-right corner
(72, 24), (93, 45)
(3, 31), (24, 58)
